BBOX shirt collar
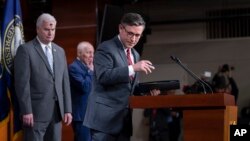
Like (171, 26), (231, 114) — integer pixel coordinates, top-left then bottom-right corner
(118, 35), (131, 54)
(77, 57), (87, 66)
(36, 36), (52, 49)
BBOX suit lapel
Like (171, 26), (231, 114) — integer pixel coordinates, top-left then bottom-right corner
(52, 44), (59, 78)
(114, 36), (139, 91)
(76, 59), (87, 71)
(114, 37), (127, 66)
(131, 48), (139, 63)
(131, 48), (139, 79)
(130, 48), (139, 92)
(33, 39), (54, 76)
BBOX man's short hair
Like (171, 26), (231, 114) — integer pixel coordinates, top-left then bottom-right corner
(120, 13), (146, 27)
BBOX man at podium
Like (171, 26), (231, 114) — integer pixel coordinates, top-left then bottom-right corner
(83, 13), (159, 141)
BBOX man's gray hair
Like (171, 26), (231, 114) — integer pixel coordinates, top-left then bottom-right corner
(77, 41), (93, 56)
(36, 13), (57, 27)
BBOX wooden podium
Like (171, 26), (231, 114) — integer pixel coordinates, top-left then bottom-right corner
(129, 93), (237, 141)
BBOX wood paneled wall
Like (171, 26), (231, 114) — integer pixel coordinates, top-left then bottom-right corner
(19, 0), (113, 140)
(52, 0), (98, 64)
(52, 0), (98, 140)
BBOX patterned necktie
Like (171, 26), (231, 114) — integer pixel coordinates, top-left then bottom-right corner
(126, 49), (133, 66)
(45, 46), (53, 72)
(126, 49), (134, 80)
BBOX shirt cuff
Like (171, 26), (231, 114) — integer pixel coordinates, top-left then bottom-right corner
(128, 65), (135, 76)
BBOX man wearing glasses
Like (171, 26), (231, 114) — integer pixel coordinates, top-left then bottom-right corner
(83, 13), (159, 141)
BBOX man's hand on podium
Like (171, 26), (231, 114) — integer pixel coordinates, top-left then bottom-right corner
(149, 89), (161, 96)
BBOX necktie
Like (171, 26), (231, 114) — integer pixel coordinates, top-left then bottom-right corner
(126, 49), (133, 66)
(126, 49), (134, 80)
(45, 46), (53, 72)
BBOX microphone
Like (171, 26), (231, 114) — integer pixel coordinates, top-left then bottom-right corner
(170, 55), (213, 94)
(170, 55), (177, 61)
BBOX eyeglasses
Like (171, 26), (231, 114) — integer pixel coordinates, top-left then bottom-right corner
(122, 25), (142, 38)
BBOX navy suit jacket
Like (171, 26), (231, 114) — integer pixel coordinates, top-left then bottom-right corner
(83, 36), (140, 135)
(69, 59), (93, 121)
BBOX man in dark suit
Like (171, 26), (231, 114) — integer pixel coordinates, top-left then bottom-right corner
(69, 41), (94, 141)
(14, 13), (72, 141)
(83, 13), (159, 141)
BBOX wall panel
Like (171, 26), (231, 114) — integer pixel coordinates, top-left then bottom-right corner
(52, 1), (98, 141)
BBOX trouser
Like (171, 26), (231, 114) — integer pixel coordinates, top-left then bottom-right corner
(23, 102), (62, 141)
(90, 109), (132, 141)
(72, 121), (91, 141)
(90, 129), (130, 141)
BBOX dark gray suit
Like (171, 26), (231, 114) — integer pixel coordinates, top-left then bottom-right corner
(83, 36), (140, 140)
(14, 38), (72, 141)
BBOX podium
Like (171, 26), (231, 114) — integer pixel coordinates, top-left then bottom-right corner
(129, 93), (237, 141)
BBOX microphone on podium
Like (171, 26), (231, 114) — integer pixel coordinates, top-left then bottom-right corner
(170, 55), (213, 94)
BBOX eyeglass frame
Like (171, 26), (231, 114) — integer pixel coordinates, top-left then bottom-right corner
(121, 24), (143, 38)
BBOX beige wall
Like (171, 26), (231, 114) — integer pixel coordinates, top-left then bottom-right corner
(131, 22), (250, 141)
(142, 23), (250, 112)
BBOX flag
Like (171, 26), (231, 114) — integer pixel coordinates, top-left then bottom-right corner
(0, 26), (10, 141)
(0, 27), (9, 124)
(1, 0), (25, 140)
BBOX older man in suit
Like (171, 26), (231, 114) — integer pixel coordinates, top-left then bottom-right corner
(69, 41), (94, 141)
(14, 13), (72, 141)
(83, 13), (159, 141)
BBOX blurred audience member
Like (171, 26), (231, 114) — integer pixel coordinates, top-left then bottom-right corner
(212, 64), (239, 103)
(144, 90), (182, 141)
(183, 71), (213, 94)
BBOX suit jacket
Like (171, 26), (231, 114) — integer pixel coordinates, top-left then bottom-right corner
(68, 59), (93, 121)
(14, 38), (72, 121)
(83, 36), (140, 135)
